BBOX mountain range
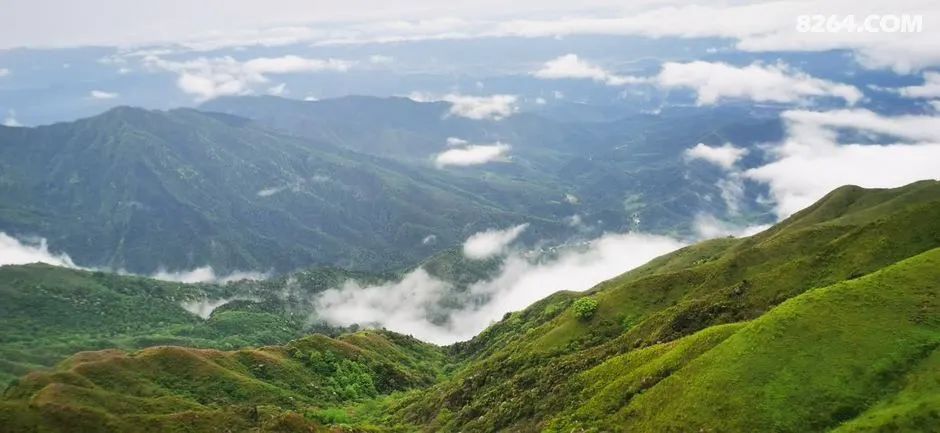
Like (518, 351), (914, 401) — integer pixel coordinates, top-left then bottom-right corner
(2, 180), (938, 432)
(0, 96), (776, 274)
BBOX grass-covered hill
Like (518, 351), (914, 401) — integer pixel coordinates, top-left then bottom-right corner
(0, 330), (446, 433)
(0, 247), (501, 388)
(1, 180), (938, 432)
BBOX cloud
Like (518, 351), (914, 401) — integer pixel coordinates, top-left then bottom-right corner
(180, 298), (248, 319)
(314, 230), (685, 344)
(257, 186), (286, 197)
(0, 68), (9, 77)
(462, 224), (528, 259)
(444, 94), (518, 120)
(685, 143), (751, 214)
(685, 143), (749, 170)
(445, 137), (468, 146)
(5, 1), (940, 72)
(693, 214), (770, 239)
(421, 234), (437, 245)
(743, 108), (940, 218)
(897, 72), (940, 99)
(368, 54), (394, 64)
(498, 2), (940, 73)
(145, 54), (352, 101)
(267, 82), (287, 95)
(533, 54), (645, 86)
(716, 172), (747, 215)
(0, 232), (78, 268)
(89, 90), (119, 99)
(434, 142), (511, 167)
(2, 110), (21, 127)
(151, 266), (269, 284)
(411, 92), (518, 120)
(534, 58), (863, 106)
(656, 61), (863, 106)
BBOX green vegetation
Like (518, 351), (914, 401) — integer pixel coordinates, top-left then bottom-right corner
(1, 180), (939, 432)
(571, 297), (598, 321)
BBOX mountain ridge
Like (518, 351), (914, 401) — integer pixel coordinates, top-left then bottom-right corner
(1, 180), (938, 432)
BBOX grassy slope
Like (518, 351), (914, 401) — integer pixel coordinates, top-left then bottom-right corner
(548, 247), (940, 432)
(0, 330), (446, 433)
(1, 181), (939, 432)
(391, 180), (940, 432)
(0, 263), (372, 387)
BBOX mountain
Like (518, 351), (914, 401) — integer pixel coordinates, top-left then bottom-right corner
(203, 95), (779, 233)
(2, 180), (938, 432)
(0, 97), (781, 275)
(0, 106), (575, 274)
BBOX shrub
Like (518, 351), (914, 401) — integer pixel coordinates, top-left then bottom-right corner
(572, 298), (599, 321)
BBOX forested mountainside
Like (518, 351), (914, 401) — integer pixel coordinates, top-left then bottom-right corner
(2, 180), (938, 432)
(0, 96), (776, 274)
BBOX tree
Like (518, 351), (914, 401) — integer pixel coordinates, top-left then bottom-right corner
(572, 298), (599, 321)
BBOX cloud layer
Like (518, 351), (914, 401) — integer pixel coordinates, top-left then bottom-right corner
(89, 90), (119, 99)
(533, 54), (644, 86)
(656, 61), (862, 106)
(685, 143), (749, 169)
(744, 108), (940, 217)
(435, 141), (511, 167)
(145, 54), (352, 101)
(0, 232), (77, 268)
(462, 223), (528, 259)
(151, 266), (269, 284)
(314, 230), (685, 344)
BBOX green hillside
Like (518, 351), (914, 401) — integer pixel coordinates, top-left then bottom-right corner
(1, 180), (938, 432)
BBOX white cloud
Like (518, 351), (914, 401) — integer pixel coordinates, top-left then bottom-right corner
(89, 90), (119, 99)
(685, 143), (749, 170)
(445, 137), (468, 146)
(498, 2), (940, 74)
(180, 297), (252, 319)
(897, 72), (940, 99)
(0, 68), (9, 77)
(0, 232), (78, 268)
(421, 234), (437, 245)
(257, 186), (286, 197)
(151, 266), (269, 284)
(445, 94), (517, 120)
(145, 54), (352, 101)
(434, 142), (511, 167)
(314, 230), (685, 344)
(2, 110), (21, 127)
(931, 100), (940, 112)
(744, 108), (940, 218)
(656, 61), (863, 106)
(533, 54), (645, 86)
(693, 214), (770, 239)
(368, 54), (394, 64)
(411, 92), (518, 120)
(462, 224), (528, 259)
(5, 2), (940, 72)
(267, 82), (287, 95)
(716, 172), (747, 215)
